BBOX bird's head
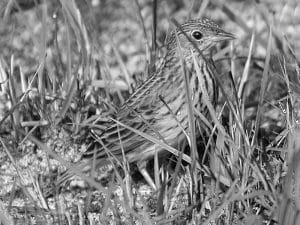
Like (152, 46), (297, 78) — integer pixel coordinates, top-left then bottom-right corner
(166, 18), (235, 55)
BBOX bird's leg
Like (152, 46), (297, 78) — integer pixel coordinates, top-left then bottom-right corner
(137, 160), (157, 190)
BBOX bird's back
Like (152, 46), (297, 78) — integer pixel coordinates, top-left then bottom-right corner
(85, 51), (217, 163)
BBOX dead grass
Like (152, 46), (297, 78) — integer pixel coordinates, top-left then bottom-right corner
(0, 0), (300, 224)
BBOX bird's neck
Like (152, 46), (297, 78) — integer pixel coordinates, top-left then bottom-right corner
(163, 48), (208, 70)
(162, 48), (217, 106)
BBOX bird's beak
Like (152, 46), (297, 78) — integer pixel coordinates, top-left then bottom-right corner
(214, 31), (236, 42)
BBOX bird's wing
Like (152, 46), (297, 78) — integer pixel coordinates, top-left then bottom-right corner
(84, 58), (171, 160)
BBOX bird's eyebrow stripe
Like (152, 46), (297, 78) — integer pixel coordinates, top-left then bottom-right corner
(179, 19), (221, 31)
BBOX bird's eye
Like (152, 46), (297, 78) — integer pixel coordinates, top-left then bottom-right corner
(191, 30), (203, 40)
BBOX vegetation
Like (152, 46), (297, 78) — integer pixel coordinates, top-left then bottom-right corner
(0, 0), (299, 224)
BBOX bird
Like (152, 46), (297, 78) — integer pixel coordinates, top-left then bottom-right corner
(58, 18), (234, 189)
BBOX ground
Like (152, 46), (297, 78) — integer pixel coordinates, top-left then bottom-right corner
(0, 0), (300, 224)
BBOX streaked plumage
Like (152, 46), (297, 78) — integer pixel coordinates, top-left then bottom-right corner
(59, 18), (234, 187)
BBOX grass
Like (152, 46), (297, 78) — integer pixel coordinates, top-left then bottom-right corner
(0, 0), (299, 224)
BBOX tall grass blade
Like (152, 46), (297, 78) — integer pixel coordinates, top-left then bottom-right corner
(252, 22), (272, 145)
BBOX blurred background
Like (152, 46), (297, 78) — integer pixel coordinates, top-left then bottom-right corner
(0, 0), (300, 224)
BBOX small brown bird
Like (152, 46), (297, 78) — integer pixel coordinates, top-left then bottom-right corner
(59, 18), (234, 189)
